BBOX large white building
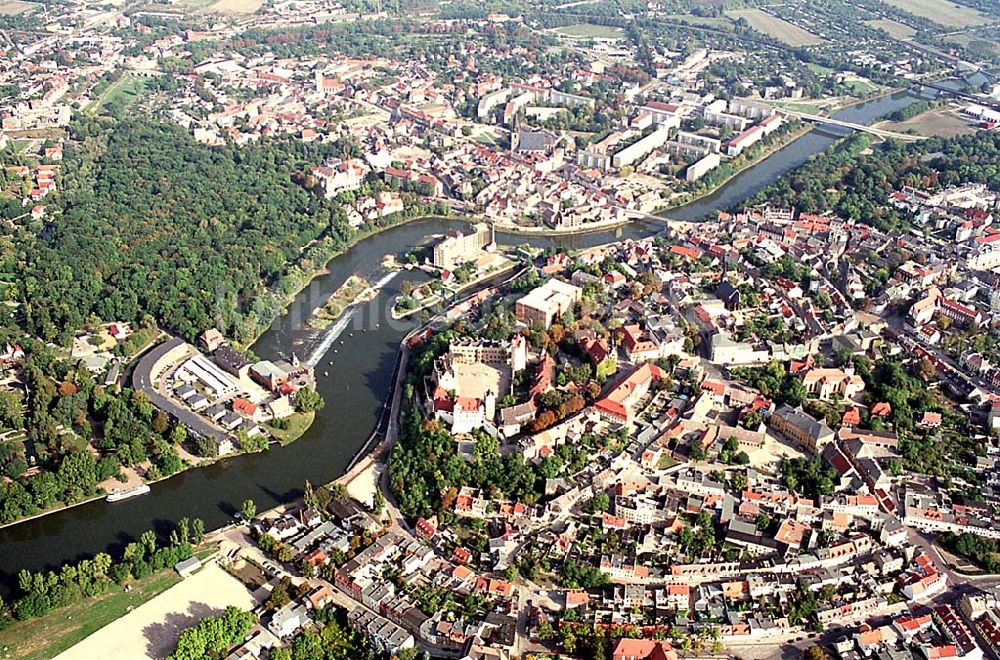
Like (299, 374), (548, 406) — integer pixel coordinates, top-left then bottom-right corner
(432, 223), (494, 269)
(515, 279), (582, 328)
(176, 353), (239, 399)
(686, 152), (721, 182)
(612, 125), (675, 169)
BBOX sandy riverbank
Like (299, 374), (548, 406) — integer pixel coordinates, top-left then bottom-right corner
(54, 562), (257, 660)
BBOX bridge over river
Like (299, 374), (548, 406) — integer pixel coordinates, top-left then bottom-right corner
(776, 108), (927, 142)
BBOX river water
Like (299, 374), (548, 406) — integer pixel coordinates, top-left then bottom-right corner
(0, 88), (932, 591)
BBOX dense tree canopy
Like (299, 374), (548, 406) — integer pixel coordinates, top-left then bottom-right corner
(22, 119), (351, 344)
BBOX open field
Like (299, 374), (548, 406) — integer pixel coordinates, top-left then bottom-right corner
(942, 32), (1000, 61)
(877, 108), (978, 138)
(208, 0), (263, 13)
(726, 9), (825, 46)
(865, 18), (916, 39)
(806, 62), (835, 75)
(844, 78), (878, 95)
(880, 0), (992, 28)
(0, 571), (182, 660)
(0, 0), (35, 15)
(661, 13), (734, 30)
(54, 563), (256, 660)
(87, 74), (151, 116)
(552, 23), (624, 39)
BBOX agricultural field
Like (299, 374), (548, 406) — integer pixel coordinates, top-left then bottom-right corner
(865, 18), (917, 39)
(880, 0), (992, 28)
(552, 23), (625, 39)
(726, 9), (825, 46)
(0, 0), (36, 15)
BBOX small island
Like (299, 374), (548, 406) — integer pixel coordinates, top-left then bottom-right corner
(307, 274), (372, 330)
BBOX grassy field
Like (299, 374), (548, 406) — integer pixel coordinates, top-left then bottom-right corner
(880, 0), (991, 28)
(553, 23), (624, 39)
(943, 32), (1000, 61)
(865, 18), (916, 39)
(879, 108), (978, 138)
(726, 9), (825, 46)
(657, 454), (678, 470)
(87, 74), (150, 116)
(0, 570), (182, 660)
(661, 13), (734, 30)
(0, 0), (35, 15)
(266, 410), (315, 445)
(806, 62), (835, 75)
(844, 79), (878, 95)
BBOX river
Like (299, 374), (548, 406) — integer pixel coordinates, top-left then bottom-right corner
(0, 87), (933, 592)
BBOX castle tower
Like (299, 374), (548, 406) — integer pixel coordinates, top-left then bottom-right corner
(484, 390), (496, 422)
(510, 335), (527, 374)
(485, 221), (496, 252)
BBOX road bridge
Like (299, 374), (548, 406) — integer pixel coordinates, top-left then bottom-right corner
(776, 108), (926, 142)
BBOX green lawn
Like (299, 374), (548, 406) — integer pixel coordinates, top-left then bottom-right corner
(806, 62), (835, 76)
(87, 75), (151, 117)
(266, 410), (315, 445)
(844, 79), (877, 95)
(9, 138), (35, 153)
(0, 570), (182, 660)
(553, 23), (624, 39)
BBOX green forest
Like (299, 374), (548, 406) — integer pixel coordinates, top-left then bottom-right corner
(18, 117), (447, 346)
(21, 119), (350, 345)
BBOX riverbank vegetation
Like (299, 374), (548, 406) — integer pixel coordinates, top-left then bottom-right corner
(0, 339), (193, 526)
(0, 518), (202, 659)
(266, 410), (316, 445)
(307, 274), (370, 330)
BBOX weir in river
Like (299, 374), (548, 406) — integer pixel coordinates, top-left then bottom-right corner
(304, 270), (400, 367)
